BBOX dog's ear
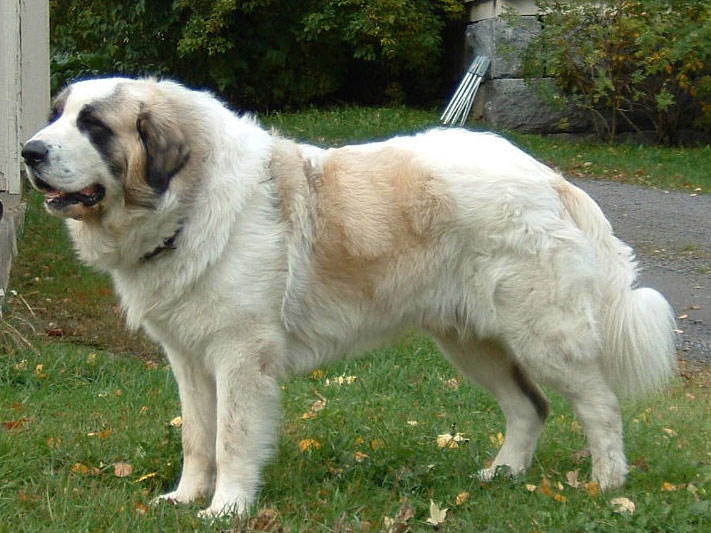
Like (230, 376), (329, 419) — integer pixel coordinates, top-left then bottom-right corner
(137, 110), (190, 194)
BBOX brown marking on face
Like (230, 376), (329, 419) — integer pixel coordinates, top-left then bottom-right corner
(310, 146), (453, 298)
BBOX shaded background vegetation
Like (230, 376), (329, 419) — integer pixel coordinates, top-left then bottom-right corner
(50, 0), (465, 110)
(48, 0), (711, 140)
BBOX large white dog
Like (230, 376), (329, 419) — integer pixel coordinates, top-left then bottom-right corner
(23, 78), (676, 517)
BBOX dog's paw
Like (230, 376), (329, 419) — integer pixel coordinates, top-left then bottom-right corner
(151, 490), (196, 506)
(198, 493), (251, 519)
(478, 464), (520, 482)
(593, 462), (627, 492)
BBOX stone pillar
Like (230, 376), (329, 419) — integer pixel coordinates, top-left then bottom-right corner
(465, 3), (589, 133)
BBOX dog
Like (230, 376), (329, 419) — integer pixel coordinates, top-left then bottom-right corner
(22, 77), (676, 517)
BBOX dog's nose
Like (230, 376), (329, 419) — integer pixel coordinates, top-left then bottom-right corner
(21, 140), (49, 167)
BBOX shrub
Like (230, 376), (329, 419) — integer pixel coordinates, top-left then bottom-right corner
(506, 0), (711, 144)
(50, 0), (464, 109)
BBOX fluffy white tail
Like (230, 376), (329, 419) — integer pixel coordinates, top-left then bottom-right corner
(557, 180), (676, 397)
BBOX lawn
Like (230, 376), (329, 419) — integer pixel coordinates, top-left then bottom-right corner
(1, 106), (710, 532)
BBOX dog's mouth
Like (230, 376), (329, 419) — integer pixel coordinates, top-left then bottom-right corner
(34, 176), (106, 211)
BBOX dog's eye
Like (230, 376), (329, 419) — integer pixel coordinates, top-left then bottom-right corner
(77, 106), (113, 142)
(78, 112), (109, 132)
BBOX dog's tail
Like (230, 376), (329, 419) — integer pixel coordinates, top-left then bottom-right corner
(556, 180), (676, 397)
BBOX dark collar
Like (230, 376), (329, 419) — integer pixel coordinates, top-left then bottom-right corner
(140, 225), (183, 263)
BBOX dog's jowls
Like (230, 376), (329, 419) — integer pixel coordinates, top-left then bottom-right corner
(22, 78), (676, 517)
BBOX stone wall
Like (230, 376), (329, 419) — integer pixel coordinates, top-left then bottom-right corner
(465, 14), (590, 133)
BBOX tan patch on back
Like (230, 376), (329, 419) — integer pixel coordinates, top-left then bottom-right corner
(311, 146), (452, 298)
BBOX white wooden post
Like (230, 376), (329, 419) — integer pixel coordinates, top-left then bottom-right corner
(1, 0), (50, 308)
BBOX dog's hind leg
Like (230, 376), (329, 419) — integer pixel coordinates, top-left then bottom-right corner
(532, 356), (627, 491)
(435, 335), (549, 480)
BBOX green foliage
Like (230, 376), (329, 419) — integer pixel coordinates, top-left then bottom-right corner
(505, 0), (711, 144)
(50, 0), (464, 109)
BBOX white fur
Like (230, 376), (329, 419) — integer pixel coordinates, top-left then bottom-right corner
(25, 78), (677, 517)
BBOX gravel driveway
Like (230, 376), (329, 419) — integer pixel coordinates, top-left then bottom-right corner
(571, 179), (710, 363)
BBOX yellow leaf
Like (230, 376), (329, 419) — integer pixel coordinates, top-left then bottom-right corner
(169, 416), (182, 427)
(455, 491), (470, 505)
(134, 472), (158, 483)
(661, 482), (678, 492)
(71, 463), (90, 475)
(301, 411), (317, 420)
(585, 481), (601, 496)
(553, 493), (568, 503)
(310, 369), (325, 380)
(525, 484), (537, 493)
(662, 428), (677, 437)
(298, 439), (321, 452)
(489, 432), (505, 447)
(114, 462), (133, 478)
(370, 438), (385, 451)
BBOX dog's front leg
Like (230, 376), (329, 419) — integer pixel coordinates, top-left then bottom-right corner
(198, 335), (282, 518)
(154, 347), (217, 506)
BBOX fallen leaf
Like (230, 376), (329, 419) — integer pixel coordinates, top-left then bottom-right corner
(246, 507), (283, 532)
(406, 420), (419, 426)
(311, 399), (327, 412)
(585, 481), (601, 496)
(133, 502), (149, 515)
(565, 469), (582, 489)
(169, 416), (182, 427)
(611, 497), (636, 514)
(34, 364), (47, 379)
(2, 417), (32, 430)
(134, 472), (158, 483)
(443, 377), (460, 390)
(662, 428), (678, 437)
(426, 500), (448, 527)
(489, 432), (505, 448)
(18, 489), (40, 502)
(325, 374), (357, 386)
(455, 491), (470, 505)
(437, 432), (469, 449)
(384, 503), (415, 533)
(370, 438), (385, 451)
(661, 482), (678, 492)
(114, 462), (133, 478)
(298, 439), (321, 452)
(71, 463), (90, 475)
(525, 484), (537, 493)
(310, 369), (325, 380)
(354, 451), (369, 462)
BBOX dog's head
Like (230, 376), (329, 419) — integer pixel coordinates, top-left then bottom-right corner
(22, 78), (190, 220)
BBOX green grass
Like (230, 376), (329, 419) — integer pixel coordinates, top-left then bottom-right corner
(2, 105), (710, 531)
(1, 338), (709, 532)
